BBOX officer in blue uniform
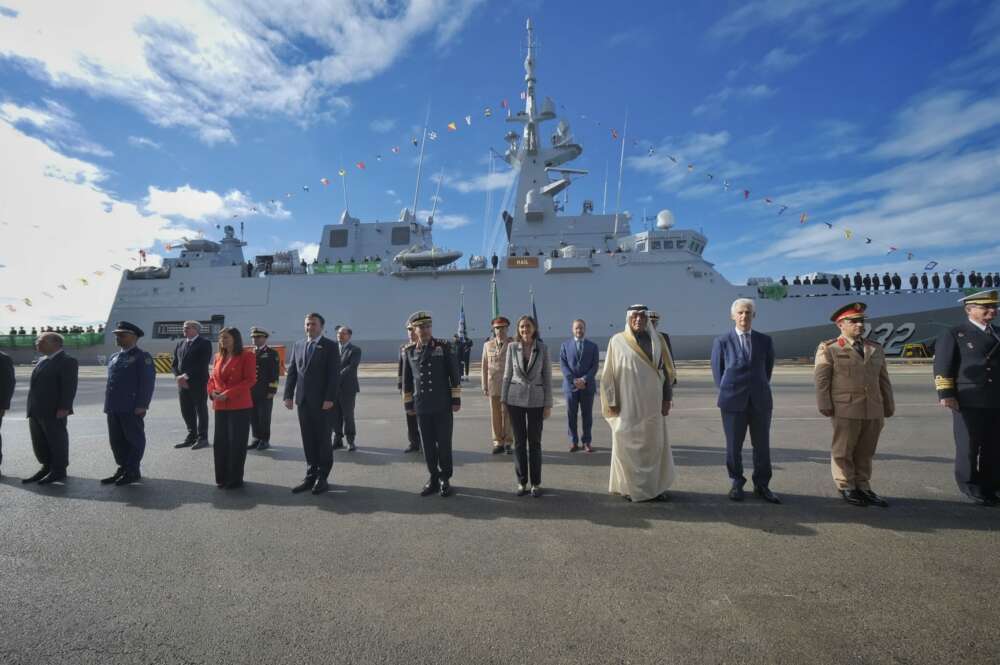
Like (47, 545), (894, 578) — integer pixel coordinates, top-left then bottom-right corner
(102, 321), (156, 486)
(402, 311), (461, 497)
(934, 289), (1000, 506)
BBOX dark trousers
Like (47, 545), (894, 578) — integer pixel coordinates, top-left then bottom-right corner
(418, 411), (453, 483)
(297, 404), (333, 479)
(462, 351), (471, 377)
(179, 385), (209, 442)
(213, 409), (251, 485)
(107, 412), (146, 474)
(406, 413), (421, 448)
(332, 390), (357, 444)
(721, 407), (773, 489)
(508, 404), (543, 487)
(29, 416), (69, 473)
(565, 389), (594, 444)
(952, 407), (1000, 498)
(0, 413), (4, 467)
(250, 395), (274, 442)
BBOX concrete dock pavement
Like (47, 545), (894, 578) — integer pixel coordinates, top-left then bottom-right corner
(0, 363), (996, 664)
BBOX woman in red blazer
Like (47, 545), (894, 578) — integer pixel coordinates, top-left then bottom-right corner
(208, 327), (257, 488)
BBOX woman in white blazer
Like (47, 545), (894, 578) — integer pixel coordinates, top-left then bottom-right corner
(501, 315), (552, 497)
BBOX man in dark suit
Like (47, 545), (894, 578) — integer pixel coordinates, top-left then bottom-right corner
(22, 332), (79, 484)
(172, 320), (212, 450)
(559, 319), (599, 453)
(333, 326), (361, 451)
(283, 312), (340, 495)
(934, 290), (1000, 506)
(248, 326), (280, 451)
(0, 349), (15, 477)
(710, 298), (780, 503)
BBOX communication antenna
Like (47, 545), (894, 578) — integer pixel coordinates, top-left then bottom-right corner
(613, 110), (628, 236)
(411, 103), (432, 220)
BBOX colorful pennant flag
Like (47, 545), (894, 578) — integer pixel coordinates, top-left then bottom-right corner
(823, 222), (833, 229)
(888, 247), (898, 254)
(376, 154), (382, 161)
(22, 297), (32, 307)
(924, 261), (938, 270)
(356, 161), (366, 170)
(391, 146), (400, 154)
(464, 115), (472, 126)
(706, 173), (714, 181)
(78, 277), (89, 285)
(411, 137), (419, 147)
(57, 284), (67, 290)
(668, 155), (678, 164)
(844, 229), (853, 239)
(647, 147), (655, 156)
(778, 205), (788, 215)
(320, 177), (330, 186)
(743, 189), (750, 200)
(764, 198), (772, 204)
(302, 185), (310, 192)
(4, 305), (14, 313)
(447, 122), (457, 131)
(338, 168), (347, 177)
(501, 99), (509, 109)
(687, 164), (694, 172)
(611, 128), (619, 140)
(484, 107), (493, 117)
(865, 237), (872, 244)
(799, 212), (808, 224)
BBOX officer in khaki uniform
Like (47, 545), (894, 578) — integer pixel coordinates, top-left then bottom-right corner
(814, 302), (895, 507)
(933, 289), (1000, 506)
(482, 316), (514, 454)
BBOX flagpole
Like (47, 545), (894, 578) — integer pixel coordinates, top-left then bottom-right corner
(613, 110), (629, 236)
(411, 103), (431, 220)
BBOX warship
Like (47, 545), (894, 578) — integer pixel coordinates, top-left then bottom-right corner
(101, 20), (967, 362)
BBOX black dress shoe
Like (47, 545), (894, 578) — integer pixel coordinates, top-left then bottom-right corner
(492, 445), (505, 455)
(225, 481), (244, 490)
(347, 443), (357, 452)
(404, 445), (420, 453)
(420, 482), (440, 496)
(439, 481), (453, 497)
(311, 478), (330, 494)
(256, 441), (270, 451)
(190, 439), (209, 450)
(652, 492), (670, 502)
(840, 489), (868, 506)
(861, 489), (888, 507)
(728, 486), (745, 501)
(37, 471), (67, 485)
(754, 487), (782, 504)
(174, 440), (195, 449)
(115, 472), (141, 486)
(505, 445), (513, 455)
(247, 440), (260, 450)
(291, 477), (317, 494)
(969, 494), (998, 506)
(22, 467), (50, 484)
(331, 439), (345, 450)
(516, 484), (528, 496)
(100, 467), (125, 485)
(530, 486), (542, 498)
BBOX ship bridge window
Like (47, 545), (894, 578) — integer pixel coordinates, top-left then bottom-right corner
(662, 240), (674, 249)
(636, 241), (647, 251)
(329, 229), (349, 248)
(652, 241), (662, 250)
(675, 240), (686, 250)
(391, 226), (410, 245)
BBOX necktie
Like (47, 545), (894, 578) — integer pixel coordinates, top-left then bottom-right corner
(576, 340), (582, 355)
(305, 340), (316, 365)
(853, 340), (864, 359)
(739, 333), (749, 360)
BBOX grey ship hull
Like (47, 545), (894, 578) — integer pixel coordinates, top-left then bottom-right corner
(102, 258), (964, 362)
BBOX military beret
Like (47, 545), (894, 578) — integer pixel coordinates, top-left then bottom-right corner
(408, 310), (433, 327)
(491, 316), (510, 327)
(249, 326), (269, 337)
(959, 289), (998, 306)
(831, 302), (867, 323)
(112, 321), (144, 337)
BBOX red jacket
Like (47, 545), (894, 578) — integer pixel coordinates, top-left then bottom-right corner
(207, 349), (256, 411)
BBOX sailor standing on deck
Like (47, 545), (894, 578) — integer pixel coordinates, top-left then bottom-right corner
(403, 311), (462, 497)
(934, 290), (1000, 506)
(399, 324), (422, 453)
(814, 303), (895, 507)
(248, 327), (280, 451)
(102, 321), (156, 486)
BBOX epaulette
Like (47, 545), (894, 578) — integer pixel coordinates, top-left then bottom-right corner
(934, 375), (955, 391)
(818, 338), (839, 348)
(403, 341), (416, 350)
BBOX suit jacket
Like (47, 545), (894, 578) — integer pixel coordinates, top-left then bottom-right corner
(27, 351), (79, 419)
(207, 349), (257, 411)
(933, 320), (1000, 409)
(501, 340), (553, 408)
(559, 338), (598, 395)
(711, 330), (774, 412)
(0, 351), (13, 411)
(283, 336), (340, 407)
(172, 335), (212, 388)
(337, 342), (361, 395)
(815, 335), (894, 419)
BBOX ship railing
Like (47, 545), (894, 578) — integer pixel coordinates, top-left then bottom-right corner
(308, 260), (382, 275)
(0, 332), (105, 348)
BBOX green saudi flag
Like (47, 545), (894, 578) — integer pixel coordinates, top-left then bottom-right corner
(490, 277), (500, 321)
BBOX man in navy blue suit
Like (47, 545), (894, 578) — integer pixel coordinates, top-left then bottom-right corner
(710, 298), (781, 503)
(560, 319), (599, 452)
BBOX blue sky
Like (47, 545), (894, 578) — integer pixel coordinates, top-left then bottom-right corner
(2, 0), (999, 327)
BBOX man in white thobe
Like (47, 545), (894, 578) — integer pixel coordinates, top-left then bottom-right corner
(600, 304), (677, 502)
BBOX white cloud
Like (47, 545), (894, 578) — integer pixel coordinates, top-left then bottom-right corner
(128, 135), (161, 150)
(0, 1), (484, 144)
(760, 47), (806, 72)
(290, 241), (319, 262)
(444, 170), (516, 193)
(692, 83), (776, 117)
(627, 131), (756, 196)
(369, 117), (397, 133)
(872, 90), (1000, 159)
(0, 99), (112, 157)
(143, 184), (291, 222)
(710, 0), (904, 44)
(0, 116), (190, 329)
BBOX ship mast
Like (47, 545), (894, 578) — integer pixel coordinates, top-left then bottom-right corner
(410, 104), (431, 221)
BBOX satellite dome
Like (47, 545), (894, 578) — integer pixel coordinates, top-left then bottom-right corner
(656, 209), (675, 229)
